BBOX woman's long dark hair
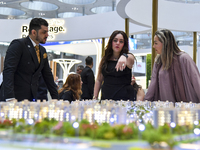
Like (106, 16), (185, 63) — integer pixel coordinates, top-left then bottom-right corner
(132, 82), (142, 92)
(98, 30), (129, 73)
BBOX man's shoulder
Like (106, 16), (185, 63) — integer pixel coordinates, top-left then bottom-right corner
(84, 67), (93, 73)
(16, 37), (29, 42)
(81, 67), (89, 77)
(82, 67), (89, 72)
(10, 37), (25, 44)
(7, 38), (28, 50)
(11, 37), (31, 46)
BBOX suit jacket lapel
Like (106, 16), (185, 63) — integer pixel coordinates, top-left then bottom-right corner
(25, 37), (40, 68)
(36, 45), (44, 73)
(39, 45), (43, 65)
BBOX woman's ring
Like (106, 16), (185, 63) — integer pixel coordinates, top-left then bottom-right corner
(122, 63), (125, 67)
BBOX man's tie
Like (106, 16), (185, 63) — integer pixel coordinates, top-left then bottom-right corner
(35, 45), (40, 63)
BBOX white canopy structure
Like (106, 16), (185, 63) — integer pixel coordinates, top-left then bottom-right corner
(53, 59), (82, 82)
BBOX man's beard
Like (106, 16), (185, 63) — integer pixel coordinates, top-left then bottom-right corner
(36, 34), (46, 44)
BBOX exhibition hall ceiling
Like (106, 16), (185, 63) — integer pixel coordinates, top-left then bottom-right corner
(0, 0), (197, 50)
(167, 0), (200, 3)
(0, 0), (116, 19)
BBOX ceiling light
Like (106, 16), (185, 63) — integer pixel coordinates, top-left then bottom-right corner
(72, 7), (78, 10)
(39, 13), (45, 16)
(58, 12), (83, 18)
(166, 0), (200, 4)
(0, 1), (6, 5)
(0, 7), (25, 16)
(20, 1), (58, 11)
(59, 0), (96, 5)
(8, 17), (15, 19)
(91, 6), (113, 14)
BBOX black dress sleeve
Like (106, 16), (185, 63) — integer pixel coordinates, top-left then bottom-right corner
(59, 90), (74, 102)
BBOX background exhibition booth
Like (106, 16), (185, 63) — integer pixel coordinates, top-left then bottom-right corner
(0, 0), (200, 89)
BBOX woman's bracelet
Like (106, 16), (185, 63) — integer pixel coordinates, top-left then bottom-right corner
(122, 53), (128, 58)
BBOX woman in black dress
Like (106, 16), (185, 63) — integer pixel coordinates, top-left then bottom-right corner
(58, 73), (82, 102)
(93, 30), (135, 101)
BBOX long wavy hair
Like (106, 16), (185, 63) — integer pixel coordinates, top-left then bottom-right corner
(155, 29), (181, 70)
(98, 30), (129, 73)
(58, 73), (82, 100)
(131, 76), (142, 92)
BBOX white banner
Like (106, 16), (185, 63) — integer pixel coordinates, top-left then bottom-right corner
(133, 62), (146, 74)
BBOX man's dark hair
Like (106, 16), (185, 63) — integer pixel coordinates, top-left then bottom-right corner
(85, 56), (93, 65)
(78, 65), (84, 70)
(29, 18), (48, 35)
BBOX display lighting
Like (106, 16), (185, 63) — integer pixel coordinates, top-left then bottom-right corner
(34, 114), (38, 118)
(65, 113), (69, 121)
(110, 118), (114, 123)
(107, 112), (111, 123)
(28, 119), (34, 125)
(1, 100), (200, 134)
(170, 122), (176, 128)
(71, 116), (76, 120)
(194, 120), (199, 125)
(63, 138), (68, 143)
(1, 112), (4, 117)
(73, 122), (79, 129)
(138, 124), (145, 131)
(194, 128), (200, 135)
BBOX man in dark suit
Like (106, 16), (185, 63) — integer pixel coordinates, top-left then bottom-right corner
(0, 18), (58, 101)
(81, 56), (95, 100)
(36, 73), (48, 101)
(76, 65), (84, 75)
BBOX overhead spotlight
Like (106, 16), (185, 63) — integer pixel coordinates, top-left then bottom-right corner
(72, 7), (78, 10)
(38, 13), (45, 16)
(0, 1), (6, 4)
(8, 17), (15, 19)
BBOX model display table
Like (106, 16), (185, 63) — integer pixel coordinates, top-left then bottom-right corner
(0, 100), (200, 150)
